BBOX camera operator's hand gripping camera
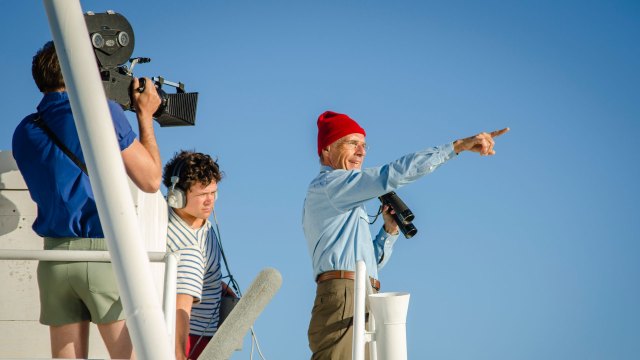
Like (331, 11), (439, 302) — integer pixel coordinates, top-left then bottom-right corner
(85, 11), (198, 127)
(378, 191), (418, 239)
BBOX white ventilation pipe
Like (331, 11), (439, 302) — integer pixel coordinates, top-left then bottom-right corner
(369, 292), (410, 360)
(353, 260), (410, 360)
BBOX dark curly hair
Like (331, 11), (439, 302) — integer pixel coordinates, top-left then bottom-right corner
(163, 150), (223, 193)
(32, 41), (65, 93)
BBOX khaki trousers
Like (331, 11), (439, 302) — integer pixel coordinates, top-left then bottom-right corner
(308, 278), (376, 360)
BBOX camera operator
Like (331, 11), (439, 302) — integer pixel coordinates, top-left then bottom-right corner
(12, 40), (162, 359)
(303, 110), (509, 359)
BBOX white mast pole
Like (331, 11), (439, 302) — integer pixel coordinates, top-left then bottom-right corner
(42, 1), (172, 359)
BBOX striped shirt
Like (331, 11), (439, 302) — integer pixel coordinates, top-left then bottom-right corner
(167, 208), (223, 336)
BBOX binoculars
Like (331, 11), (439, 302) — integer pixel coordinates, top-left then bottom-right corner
(378, 191), (417, 239)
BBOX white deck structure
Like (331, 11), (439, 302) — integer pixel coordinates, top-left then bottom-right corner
(0, 151), (169, 358)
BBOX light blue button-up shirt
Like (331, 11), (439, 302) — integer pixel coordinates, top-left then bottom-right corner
(303, 143), (456, 280)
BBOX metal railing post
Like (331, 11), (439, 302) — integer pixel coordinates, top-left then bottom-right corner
(353, 261), (367, 360)
(163, 252), (179, 353)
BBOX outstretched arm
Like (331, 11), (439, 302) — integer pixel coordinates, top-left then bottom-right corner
(453, 128), (510, 156)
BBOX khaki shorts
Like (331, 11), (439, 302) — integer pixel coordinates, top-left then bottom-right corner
(38, 237), (124, 326)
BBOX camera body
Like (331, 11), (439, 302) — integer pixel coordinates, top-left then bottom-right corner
(84, 11), (198, 127)
(379, 191), (418, 239)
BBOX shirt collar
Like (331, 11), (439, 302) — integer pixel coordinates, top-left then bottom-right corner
(37, 91), (69, 114)
(319, 165), (363, 174)
(319, 165), (333, 173)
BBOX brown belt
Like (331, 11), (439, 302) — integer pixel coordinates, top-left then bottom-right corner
(316, 270), (380, 291)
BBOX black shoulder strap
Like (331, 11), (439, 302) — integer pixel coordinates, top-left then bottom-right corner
(32, 113), (89, 176)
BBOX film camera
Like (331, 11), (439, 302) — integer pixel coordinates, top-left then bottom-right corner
(84, 11), (198, 127)
(379, 191), (417, 239)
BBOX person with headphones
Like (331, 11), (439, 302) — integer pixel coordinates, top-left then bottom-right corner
(163, 150), (232, 360)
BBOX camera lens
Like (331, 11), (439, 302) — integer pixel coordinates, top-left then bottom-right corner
(91, 33), (104, 48)
(117, 32), (130, 47)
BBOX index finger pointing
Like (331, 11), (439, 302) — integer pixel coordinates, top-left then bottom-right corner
(490, 127), (510, 138)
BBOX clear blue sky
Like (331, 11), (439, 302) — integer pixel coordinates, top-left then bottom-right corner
(2, 1), (639, 359)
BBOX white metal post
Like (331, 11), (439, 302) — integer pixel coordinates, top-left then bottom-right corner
(42, 1), (172, 358)
(164, 252), (179, 352)
(366, 276), (378, 360)
(353, 261), (367, 360)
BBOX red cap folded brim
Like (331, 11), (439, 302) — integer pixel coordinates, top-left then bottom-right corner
(317, 111), (366, 156)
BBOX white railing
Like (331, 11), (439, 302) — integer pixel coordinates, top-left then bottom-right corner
(0, 249), (178, 353)
(0, 249), (286, 360)
(353, 260), (410, 360)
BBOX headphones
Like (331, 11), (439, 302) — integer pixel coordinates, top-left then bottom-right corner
(167, 157), (219, 209)
(167, 158), (187, 209)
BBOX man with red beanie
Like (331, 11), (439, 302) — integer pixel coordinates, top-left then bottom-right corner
(303, 110), (508, 359)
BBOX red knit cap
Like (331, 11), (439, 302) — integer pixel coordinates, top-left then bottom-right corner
(317, 111), (366, 156)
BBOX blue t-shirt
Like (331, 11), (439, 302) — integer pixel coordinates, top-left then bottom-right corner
(12, 92), (136, 238)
